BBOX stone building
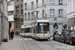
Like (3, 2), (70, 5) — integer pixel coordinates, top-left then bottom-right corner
(23, 0), (67, 36)
(14, 0), (23, 35)
(67, 0), (75, 30)
(0, 0), (8, 43)
(8, 0), (14, 32)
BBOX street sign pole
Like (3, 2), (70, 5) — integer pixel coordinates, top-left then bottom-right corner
(53, 17), (57, 33)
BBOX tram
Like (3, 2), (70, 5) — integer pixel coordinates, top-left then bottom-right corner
(21, 20), (50, 39)
(21, 26), (30, 37)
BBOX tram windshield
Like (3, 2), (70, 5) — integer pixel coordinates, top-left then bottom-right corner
(38, 22), (49, 33)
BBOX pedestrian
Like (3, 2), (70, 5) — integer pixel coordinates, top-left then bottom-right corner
(9, 30), (11, 40)
(11, 30), (14, 40)
(53, 31), (57, 37)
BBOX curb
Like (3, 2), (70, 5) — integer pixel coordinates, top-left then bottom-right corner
(19, 40), (24, 50)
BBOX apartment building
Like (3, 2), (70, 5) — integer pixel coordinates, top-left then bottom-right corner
(8, 0), (14, 32)
(0, 0), (8, 42)
(23, 0), (67, 36)
(14, 0), (23, 35)
(67, 0), (75, 30)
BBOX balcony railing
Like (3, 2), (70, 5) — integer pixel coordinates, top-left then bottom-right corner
(14, 14), (23, 19)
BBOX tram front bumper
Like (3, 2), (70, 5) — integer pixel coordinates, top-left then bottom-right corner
(36, 37), (50, 39)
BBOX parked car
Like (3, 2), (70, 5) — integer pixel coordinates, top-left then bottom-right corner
(65, 31), (75, 45)
(59, 30), (73, 43)
(53, 32), (62, 41)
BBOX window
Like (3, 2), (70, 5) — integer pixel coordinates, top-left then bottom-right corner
(31, 2), (34, 9)
(16, 23), (19, 28)
(16, 10), (19, 14)
(21, 5), (23, 9)
(16, 0), (19, 2)
(25, 28), (30, 33)
(16, 20), (19, 28)
(50, 9), (54, 17)
(28, 13), (30, 19)
(8, 1), (14, 6)
(59, 9), (63, 17)
(42, 10), (44, 17)
(8, 11), (13, 16)
(25, 3), (27, 10)
(42, 0), (44, 6)
(21, 9), (23, 15)
(25, 13), (27, 20)
(31, 12), (34, 19)
(16, 6), (19, 9)
(50, 0), (54, 5)
(59, 0), (63, 5)
(36, 0), (38, 8)
(17, 20), (19, 23)
(21, 19), (23, 22)
(36, 11), (38, 18)
(38, 22), (49, 33)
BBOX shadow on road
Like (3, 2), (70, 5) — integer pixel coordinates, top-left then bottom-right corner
(35, 39), (49, 42)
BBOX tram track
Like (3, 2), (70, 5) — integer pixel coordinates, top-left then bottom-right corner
(41, 40), (75, 50)
(21, 38), (43, 50)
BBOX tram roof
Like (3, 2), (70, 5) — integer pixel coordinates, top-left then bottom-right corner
(37, 20), (49, 22)
(21, 25), (34, 28)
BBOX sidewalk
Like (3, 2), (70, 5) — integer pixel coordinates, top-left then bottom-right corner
(0, 36), (23, 50)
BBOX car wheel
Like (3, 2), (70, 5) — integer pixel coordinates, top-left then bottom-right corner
(62, 39), (65, 43)
(65, 40), (68, 44)
(58, 39), (60, 42)
(70, 40), (73, 45)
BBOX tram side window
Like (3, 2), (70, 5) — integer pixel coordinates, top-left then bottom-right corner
(25, 28), (30, 33)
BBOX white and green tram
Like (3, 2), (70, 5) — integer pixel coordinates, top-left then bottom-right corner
(21, 20), (50, 39)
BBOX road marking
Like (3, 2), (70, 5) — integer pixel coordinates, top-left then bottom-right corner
(50, 37), (53, 40)
(24, 39), (27, 40)
(19, 39), (22, 40)
(28, 39), (32, 40)
(54, 46), (74, 49)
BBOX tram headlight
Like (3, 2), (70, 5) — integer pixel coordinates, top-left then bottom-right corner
(39, 35), (41, 36)
(47, 34), (50, 36)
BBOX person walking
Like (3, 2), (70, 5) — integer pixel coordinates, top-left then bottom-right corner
(53, 31), (57, 40)
(11, 30), (14, 40)
(9, 30), (11, 40)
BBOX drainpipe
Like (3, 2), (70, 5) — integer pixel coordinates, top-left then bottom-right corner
(0, 0), (1, 44)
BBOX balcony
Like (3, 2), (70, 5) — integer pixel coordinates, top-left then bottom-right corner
(14, 14), (23, 19)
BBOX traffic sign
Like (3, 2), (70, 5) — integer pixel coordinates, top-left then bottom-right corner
(54, 17), (57, 21)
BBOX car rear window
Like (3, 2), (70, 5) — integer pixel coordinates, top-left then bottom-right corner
(70, 32), (75, 36)
(59, 32), (61, 34)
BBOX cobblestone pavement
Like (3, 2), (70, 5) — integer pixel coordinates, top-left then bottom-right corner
(0, 35), (23, 50)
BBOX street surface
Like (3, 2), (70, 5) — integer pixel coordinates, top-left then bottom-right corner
(17, 36), (75, 50)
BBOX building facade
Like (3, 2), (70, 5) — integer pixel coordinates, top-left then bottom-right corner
(67, 0), (75, 30)
(0, 0), (8, 42)
(23, 0), (67, 36)
(8, 0), (14, 32)
(14, 0), (23, 35)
